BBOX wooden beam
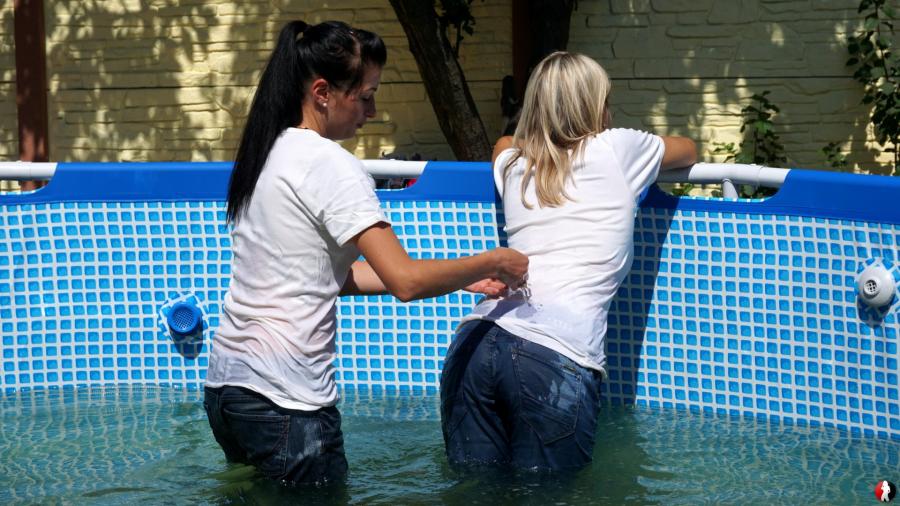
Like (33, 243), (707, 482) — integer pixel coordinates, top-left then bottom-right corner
(511, 0), (531, 101)
(13, 0), (49, 189)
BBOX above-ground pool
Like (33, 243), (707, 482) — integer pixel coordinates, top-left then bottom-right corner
(2, 161), (900, 504)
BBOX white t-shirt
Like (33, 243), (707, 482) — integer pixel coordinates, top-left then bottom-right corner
(206, 128), (387, 410)
(462, 128), (664, 377)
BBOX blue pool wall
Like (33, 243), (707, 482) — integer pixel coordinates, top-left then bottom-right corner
(2, 162), (900, 439)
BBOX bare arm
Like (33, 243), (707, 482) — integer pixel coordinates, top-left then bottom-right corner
(341, 261), (389, 296)
(660, 136), (697, 171)
(492, 136), (514, 164)
(341, 260), (510, 298)
(348, 222), (527, 302)
(341, 137), (525, 300)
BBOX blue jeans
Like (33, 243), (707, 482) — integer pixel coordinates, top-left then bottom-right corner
(440, 321), (603, 471)
(203, 386), (348, 485)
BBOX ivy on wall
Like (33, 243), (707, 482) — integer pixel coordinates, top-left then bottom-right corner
(846, 0), (899, 175)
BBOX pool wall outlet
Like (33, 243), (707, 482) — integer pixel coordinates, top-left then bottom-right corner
(158, 293), (207, 359)
(856, 259), (900, 325)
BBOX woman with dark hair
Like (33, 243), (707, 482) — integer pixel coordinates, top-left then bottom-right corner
(204, 20), (528, 486)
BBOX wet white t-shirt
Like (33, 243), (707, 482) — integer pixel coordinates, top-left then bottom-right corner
(462, 128), (664, 377)
(206, 128), (387, 410)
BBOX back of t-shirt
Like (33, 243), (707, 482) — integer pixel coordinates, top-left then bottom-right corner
(462, 128), (663, 375)
(207, 128), (386, 410)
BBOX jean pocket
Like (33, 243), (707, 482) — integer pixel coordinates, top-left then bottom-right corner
(222, 402), (290, 477)
(513, 348), (582, 444)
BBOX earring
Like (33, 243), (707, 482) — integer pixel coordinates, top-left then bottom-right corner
(320, 101), (327, 107)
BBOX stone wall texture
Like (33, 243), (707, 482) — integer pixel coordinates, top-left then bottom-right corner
(569, 0), (893, 173)
(1, 2), (17, 191)
(38, 0), (511, 164)
(0, 0), (895, 176)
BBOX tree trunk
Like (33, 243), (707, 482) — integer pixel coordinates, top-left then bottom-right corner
(388, 0), (492, 161)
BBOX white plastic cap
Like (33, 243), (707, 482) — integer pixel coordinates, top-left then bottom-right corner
(857, 263), (897, 308)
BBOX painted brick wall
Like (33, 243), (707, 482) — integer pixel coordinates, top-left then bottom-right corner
(1, 3), (18, 192)
(570, 0), (892, 173)
(1, 1), (895, 174)
(42, 0), (511, 163)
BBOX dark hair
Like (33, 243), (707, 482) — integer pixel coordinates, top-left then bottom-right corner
(226, 20), (387, 223)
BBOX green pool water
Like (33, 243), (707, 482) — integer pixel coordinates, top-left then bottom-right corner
(1, 386), (897, 505)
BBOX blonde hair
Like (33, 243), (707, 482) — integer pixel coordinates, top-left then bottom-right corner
(504, 52), (612, 208)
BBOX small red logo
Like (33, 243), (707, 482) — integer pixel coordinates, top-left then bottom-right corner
(876, 480), (897, 502)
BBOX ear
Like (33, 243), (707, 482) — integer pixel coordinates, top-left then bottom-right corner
(309, 78), (331, 105)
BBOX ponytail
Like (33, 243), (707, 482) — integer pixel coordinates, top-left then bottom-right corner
(226, 20), (387, 223)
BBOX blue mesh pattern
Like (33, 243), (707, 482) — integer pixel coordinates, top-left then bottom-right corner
(605, 208), (900, 438)
(0, 202), (226, 389)
(2, 192), (900, 438)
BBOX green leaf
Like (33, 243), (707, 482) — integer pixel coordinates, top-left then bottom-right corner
(735, 152), (753, 164)
(865, 16), (879, 30)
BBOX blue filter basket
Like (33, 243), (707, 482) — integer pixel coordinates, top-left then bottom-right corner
(167, 301), (203, 341)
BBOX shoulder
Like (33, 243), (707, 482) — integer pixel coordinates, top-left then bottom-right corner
(277, 129), (360, 166)
(494, 147), (518, 167)
(595, 128), (662, 153)
(598, 127), (656, 142)
(271, 130), (369, 191)
(298, 134), (368, 183)
(310, 134), (363, 169)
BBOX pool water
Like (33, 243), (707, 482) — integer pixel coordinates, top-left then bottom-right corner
(1, 386), (897, 505)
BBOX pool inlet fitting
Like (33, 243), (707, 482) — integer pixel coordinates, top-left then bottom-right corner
(167, 300), (204, 343)
(857, 262), (897, 309)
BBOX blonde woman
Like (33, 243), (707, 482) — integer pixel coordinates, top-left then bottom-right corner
(440, 52), (696, 471)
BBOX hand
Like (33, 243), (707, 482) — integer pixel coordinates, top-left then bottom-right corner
(491, 247), (528, 290)
(464, 278), (508, 298)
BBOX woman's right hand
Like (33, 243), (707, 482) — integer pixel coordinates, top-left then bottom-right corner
(490, 247), (529, 290)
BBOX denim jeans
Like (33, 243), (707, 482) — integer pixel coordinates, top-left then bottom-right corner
(204, 385), (348, 485)
(440, 320), (603, 471)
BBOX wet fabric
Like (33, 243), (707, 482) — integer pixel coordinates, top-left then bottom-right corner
(204, 385), (348, 485)
(441, 321), (603, 471)
(463, 128), (664, 377)
(207, 127), (387, 411)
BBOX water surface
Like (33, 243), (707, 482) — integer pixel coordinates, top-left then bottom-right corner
(0, 386), (895, 505)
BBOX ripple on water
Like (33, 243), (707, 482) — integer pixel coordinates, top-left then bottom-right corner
(0, 386), (898, 505)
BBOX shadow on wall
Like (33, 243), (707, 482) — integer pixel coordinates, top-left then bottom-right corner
(36, 1), (891, 171)
(45, 2), (379, 162)
(569, 0), (885, 174)
(42, 2), (503, 164)
(49, 1), (215, 161)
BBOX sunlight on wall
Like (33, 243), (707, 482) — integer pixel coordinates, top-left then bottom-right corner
(1, 2), (19, 191)
(570, 0), (890, 173)
(1, 0), (894, 174)
(35, 0), (511, 164)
